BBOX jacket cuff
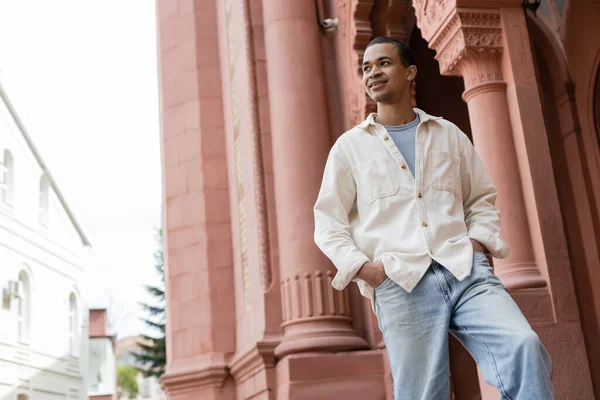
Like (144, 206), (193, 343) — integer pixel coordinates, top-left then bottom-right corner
(331, 252), (370, 290)
(468, 225), (511, 259)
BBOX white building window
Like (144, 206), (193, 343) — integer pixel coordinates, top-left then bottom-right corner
(0, 150), (15, 207)
(15, 270), (30, 344)
(88, 338), (116, 396)
(39, 175), (50, 228)
(68, 293), (78, 356)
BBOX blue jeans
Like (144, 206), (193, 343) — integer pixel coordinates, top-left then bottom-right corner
(374, 251), (554, 399)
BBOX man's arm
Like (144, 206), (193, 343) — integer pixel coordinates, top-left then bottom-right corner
(313, 145), (372, 290)
(459, 131), (510, 259)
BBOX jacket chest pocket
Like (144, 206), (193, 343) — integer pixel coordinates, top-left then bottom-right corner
(354, 158), (399, 204)
(429, 150), (460, 195)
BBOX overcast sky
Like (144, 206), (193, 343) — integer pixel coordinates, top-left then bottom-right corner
(0, 1), (162, 339)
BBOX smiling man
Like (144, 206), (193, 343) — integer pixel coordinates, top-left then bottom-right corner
(313, 37), (555, 399)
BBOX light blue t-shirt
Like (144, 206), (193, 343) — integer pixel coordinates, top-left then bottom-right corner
(385, 114), (420, 177)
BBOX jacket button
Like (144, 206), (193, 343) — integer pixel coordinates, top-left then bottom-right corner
(401, 164), (407, 169)
(384, 136), (389, 141)
(417, 192), (422, 198)
(422, 221), (428, 227)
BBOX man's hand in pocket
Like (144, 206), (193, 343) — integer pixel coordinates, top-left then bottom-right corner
(356, 261), (387, 288)
(471, 239), (487, 254)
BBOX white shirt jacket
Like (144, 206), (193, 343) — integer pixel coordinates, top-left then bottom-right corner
(313, 108), (510, 302)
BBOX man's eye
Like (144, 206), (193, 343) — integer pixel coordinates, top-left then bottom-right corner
(381, 61), (389, 66)
(363, 67), (370, 73)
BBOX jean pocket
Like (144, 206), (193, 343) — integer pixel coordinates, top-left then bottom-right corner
(473, 251), (489, 264)
(474, 252), (496, 275)
(374, 277), (392, 291)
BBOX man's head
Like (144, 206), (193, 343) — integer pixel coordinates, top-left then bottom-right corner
(362, 37), (417, 104)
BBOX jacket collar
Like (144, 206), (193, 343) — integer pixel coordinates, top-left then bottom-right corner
(357, 108), (442, 131)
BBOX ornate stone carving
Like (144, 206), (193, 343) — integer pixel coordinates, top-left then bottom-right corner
(424, 9), (505, 92)
(413, 0), (454, 40)
(224, 0), (252, 311)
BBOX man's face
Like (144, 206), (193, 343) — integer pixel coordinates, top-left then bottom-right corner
(362, 43), (415, 104)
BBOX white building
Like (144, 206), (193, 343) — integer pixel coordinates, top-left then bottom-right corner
(0, 79), (92, 400)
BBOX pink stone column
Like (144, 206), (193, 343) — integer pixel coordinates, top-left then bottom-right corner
(460, 59), (544, 289)
(423, 9), (545, 290)
(262, 1), (368, 357)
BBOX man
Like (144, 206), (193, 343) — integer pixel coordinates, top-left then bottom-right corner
(313, 37), (554, 399)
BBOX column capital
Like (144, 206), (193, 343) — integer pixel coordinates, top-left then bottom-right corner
(415, 5), (506, 94)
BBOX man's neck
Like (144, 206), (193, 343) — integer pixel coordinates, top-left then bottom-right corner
(375, 99), (416, 126)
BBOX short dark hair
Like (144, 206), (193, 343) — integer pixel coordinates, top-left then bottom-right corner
(366, 37), (416, 67)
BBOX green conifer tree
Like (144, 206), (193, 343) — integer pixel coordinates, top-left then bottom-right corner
(132, 228), (166, 378)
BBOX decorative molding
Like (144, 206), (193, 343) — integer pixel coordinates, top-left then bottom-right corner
(462, 80), (506, 102)
(224, 0), (251, 312)
(275, 268), (368, 358)
(280, 270), (351, 323)
(241, 0), (273, 292)
(495, 262), (547, 290)
(229, 338), (279, 384)
(160, 363), (230, 396)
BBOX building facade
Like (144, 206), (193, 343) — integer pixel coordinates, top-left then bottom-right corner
(0, 80), (92, 399)
(157, 0), (600, 398)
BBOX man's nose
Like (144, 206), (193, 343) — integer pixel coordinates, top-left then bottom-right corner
(369, 68), (382, 79)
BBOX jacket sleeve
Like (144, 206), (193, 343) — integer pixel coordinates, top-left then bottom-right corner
(314, 145), (370, 290)
(459, 131), (510, 259)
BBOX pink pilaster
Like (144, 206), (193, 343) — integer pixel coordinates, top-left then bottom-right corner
(157, 0), (236, 398)
(261, 0), (368, 358)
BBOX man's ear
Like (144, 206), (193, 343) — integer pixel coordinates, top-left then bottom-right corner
(407, 65), (417, 81)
